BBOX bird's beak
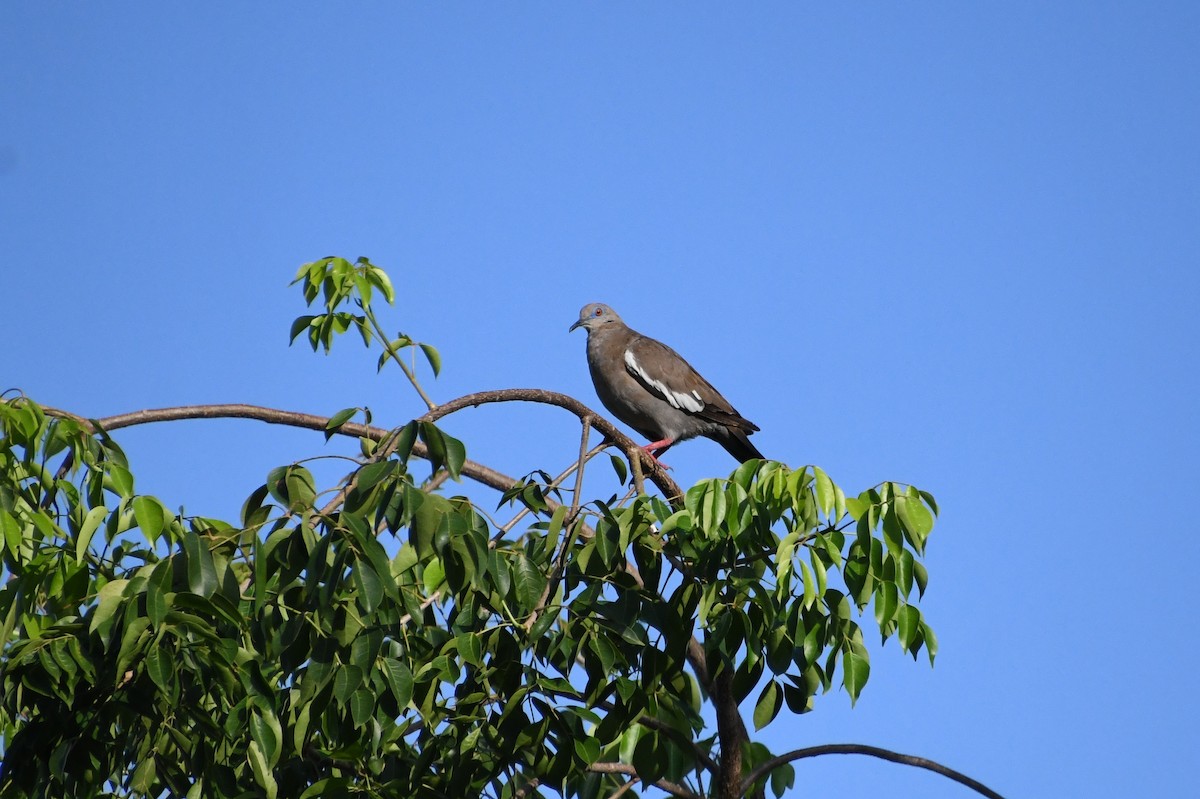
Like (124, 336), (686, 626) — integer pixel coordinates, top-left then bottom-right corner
(568, 319), (583, 333)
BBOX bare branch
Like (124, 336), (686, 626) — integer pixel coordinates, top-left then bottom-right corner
(738, 743), (1006, 799)
(587, 762), (702, 799)
(44, 391), (683, 503)
(415, 389), (682, 502)
(712, 668), (748, 799)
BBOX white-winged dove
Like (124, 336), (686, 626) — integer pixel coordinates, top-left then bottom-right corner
(569, 303), (764, 463)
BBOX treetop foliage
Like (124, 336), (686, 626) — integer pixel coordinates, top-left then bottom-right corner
(0, 258), (981, 799)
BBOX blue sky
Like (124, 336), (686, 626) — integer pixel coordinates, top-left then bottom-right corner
(3, 4), (1198, 797)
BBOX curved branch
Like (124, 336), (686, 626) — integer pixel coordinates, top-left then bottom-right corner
(44, 392), (683, 502)
(417, 388), (681, 501)
(739, 743), (1006, 799)
(43, 402), (519, 497)
(587, 762), (702, 799)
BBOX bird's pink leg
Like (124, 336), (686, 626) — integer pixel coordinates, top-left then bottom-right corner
(642, 439), (675, 466)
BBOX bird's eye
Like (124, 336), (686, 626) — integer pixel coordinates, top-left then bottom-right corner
(594, 307), (603, 316)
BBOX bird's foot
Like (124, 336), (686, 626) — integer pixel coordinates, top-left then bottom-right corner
(641, 440), (674, 469)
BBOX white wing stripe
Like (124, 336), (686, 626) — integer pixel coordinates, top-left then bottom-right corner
(625, 349), (705, 413)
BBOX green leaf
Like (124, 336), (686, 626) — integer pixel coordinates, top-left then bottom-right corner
(896, 549), (915, 597)
(146, 643), (174, 692)
(390, 421), (419, 463)
(0, 510), (21, 559)
(918, 489), (939, 516)
(775, 530), (799, 586)
(146, 582), (168, 627)
(842, 649), (870, 704)
(546, 504), (568, 542)
(770, 762), (796, 799)
(419, 422), (466, 478)
(513, 554), (546, 611)
(366, 265), (396, 304)
(574, 735), (601, 765)
(799, 559), (816, 609)
(420, 558), (445, 598)
(352, 273), (373, 307)
(897, 605), (921, 653)
(299, 778), (354, 799)
(632, 729), (664, 785)
(181, 529), (218, 597)
(420, 343), (442, 377)
(381, 657), (414, 708)
(352, 559), (384, 614)
(356, 459), (396, 494)
(130, 757), (157, 795)
(133, 496), (166, 541)
(350, 687), (376, 727)
(904, 486), (934, 532)
(325, 407), (358, 440)
(844, 494), (868, 520)
(873, 581), (899, 630)
(694, 481), (726, 538)
(753, 680), (782, 730)
(75, 505), (108, 562)
(289, 315), (317, 345)
(456, 633), (483, 667)
(89, 578), (129, 638)
(897, 486), (934, 554)
(114, 617), (151, 688)
(333, 665), (364, 705)
(250, 709), (281, 768)
(285, 466), (317, 512)
(608, 453), (628, 486)
(813, 467), (834, 516)
(247, 740), (278, 799)
(106, 463), (135, 497)
(922, 621), (939, 665)
(809, 546), (828, 598)
(913, 559), (929, 598)
(441, 430), (466, 479)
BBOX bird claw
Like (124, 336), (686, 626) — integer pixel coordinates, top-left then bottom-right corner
(641, 442), (674, 469)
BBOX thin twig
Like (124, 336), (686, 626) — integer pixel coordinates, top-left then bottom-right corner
(568, 415), (592, 522)
(521, 417), (596, 632)
(608, 776), (639, 798)
(495, 442), (607, 540)
(361, 306), (437, 411)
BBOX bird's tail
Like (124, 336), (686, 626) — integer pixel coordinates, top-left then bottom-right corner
(719, 429), (765, 463)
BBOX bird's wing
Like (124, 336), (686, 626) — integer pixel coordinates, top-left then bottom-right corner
(623, 335), (759, 432)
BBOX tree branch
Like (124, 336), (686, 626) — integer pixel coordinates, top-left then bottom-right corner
(43, 391), (683, 502)
(415, 389), (681, 501)
(712, 667), (748, 799)
(586, 762), (702, 799)
(738, 743), (1006, 799)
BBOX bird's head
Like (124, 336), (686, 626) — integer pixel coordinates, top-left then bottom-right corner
(569, 303), (623, 333)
